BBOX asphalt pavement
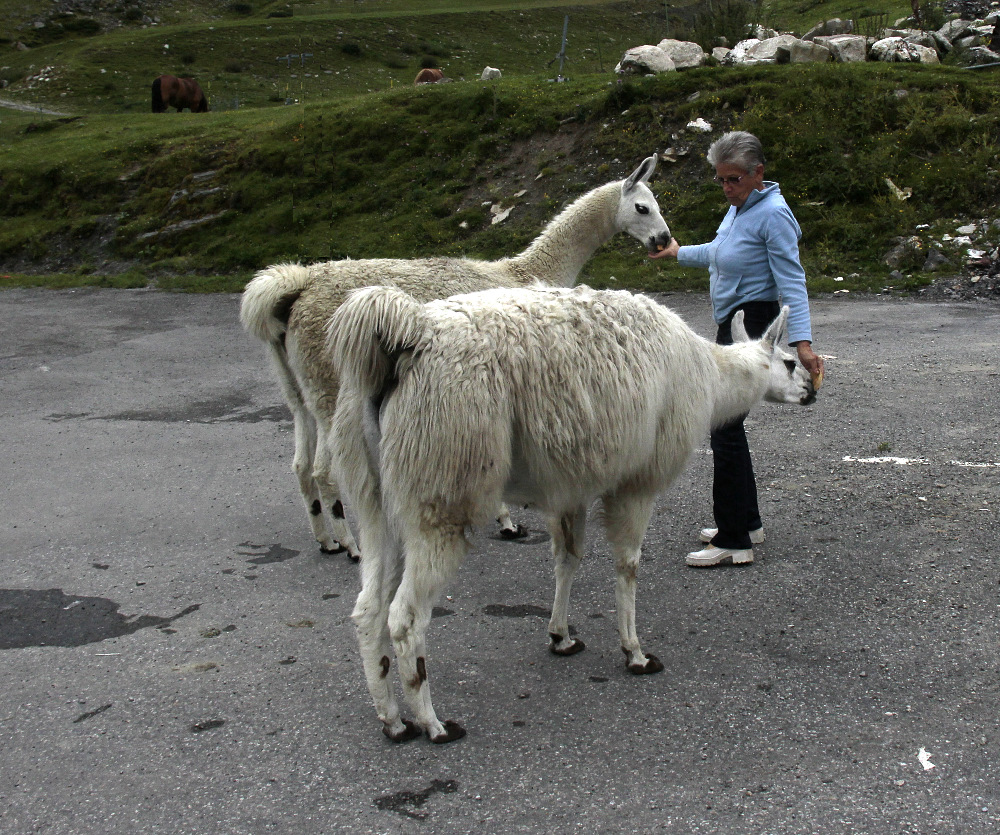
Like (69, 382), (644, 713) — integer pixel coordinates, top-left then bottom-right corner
(1, 286), (998, 834)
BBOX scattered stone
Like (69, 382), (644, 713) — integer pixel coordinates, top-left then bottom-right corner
(615, 44), (677, 75)
(655, 38), (708, 69)
(922, 249), (952, 271)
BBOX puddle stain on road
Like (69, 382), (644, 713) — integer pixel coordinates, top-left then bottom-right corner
(46, 393), (291, 425)
(0, 588), (199, 649)
(374, 779), (459, 821)
(236, 542), (300, 565)
(483, 603), (551, 618)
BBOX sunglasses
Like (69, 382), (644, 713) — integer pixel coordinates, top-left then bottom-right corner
(712, 174), (747, 187)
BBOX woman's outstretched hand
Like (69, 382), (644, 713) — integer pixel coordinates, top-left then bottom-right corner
(648, 238), (679, 259)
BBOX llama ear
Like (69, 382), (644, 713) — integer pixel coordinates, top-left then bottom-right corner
(760, 306), (790, 351)
(731, 309), (750, 343)
(623, 154), (658, 192)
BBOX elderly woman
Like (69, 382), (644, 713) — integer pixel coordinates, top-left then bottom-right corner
(651, 130), (824, 567)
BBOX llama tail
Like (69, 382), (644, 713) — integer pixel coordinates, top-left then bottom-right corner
(239, 263), (313, 344)
(326, 286), (428, 399)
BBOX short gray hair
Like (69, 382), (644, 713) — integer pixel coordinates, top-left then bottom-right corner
(706, 131), (765, 173)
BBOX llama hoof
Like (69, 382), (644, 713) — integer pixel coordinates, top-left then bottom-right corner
(382, 718), (422, 743)
(429, 720), (466, 744)
(626, 653), (664, 675)
(499, 524), (528, 540)
(549, 634), (585, 656)
(319, 542), (348, 556)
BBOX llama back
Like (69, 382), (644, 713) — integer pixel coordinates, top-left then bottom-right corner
(376, 285), (721, 519)
(278, 257), (529, 411)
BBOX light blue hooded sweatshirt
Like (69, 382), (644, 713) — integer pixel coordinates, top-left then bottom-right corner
(677, 181), (812, 345)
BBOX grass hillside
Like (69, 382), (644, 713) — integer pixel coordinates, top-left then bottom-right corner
(1, 0), (996, 294)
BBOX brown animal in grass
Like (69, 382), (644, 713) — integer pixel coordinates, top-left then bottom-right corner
(413, 68), (450, 85)
(151, 75), (209, 113)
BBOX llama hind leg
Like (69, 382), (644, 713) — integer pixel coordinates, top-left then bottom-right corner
(312, 432), (361, 561)
(603, 493), (663, 675)
(289, 409), (340, 554)
(389, 529), (468, 743)
(547, 506), (587, 656)
(496, 503), (527, 539)
(352, 523), (416, 741)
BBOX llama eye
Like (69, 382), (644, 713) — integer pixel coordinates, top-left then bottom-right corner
(635, 204), (650, 214)
(783, 360), (797, 373)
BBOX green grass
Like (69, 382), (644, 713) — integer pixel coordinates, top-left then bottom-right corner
(1, 0), (997, 294)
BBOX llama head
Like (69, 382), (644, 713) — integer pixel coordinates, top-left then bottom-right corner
(733, 306), (817, 406)
(618, 154), (672, 254)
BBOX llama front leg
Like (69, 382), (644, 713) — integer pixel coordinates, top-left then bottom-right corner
(547, 506), (587, 657)
(603, 493), (663, 675)
(388, 530), (468, 743)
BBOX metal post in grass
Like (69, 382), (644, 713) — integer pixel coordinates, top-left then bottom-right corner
(548, 15), (570, 82)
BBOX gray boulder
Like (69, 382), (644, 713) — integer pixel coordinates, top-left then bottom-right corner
(615, 44), (676, 75)
(938, 18), (975, 42)
(885, 28), (939, 51)
(813, 34), (868, 62)
(802, 18), (854, 41)
(922, 248), (952, 272)
(871, 36), (939, 63)
(961, 45), (1000, 65)
(749, 34), (801, 62)
(655, 38), (708, 69)
(784, 38), (833, 63)
(885, 236), (925, 270)
(726, 38), (765, 64)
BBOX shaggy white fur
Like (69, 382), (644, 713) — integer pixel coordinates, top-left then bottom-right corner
(328, 284), (817, 743)
(239, 155), (671, 560)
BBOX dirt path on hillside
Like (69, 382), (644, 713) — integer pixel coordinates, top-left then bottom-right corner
(0, 96), (71, 117)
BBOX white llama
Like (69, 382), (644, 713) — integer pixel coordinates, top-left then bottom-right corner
(328, 284), (817, 743)
(240, 155), (671, 561)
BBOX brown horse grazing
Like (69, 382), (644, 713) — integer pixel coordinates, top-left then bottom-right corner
(151, 75), (209, 113)
(413, 68), (449, 85)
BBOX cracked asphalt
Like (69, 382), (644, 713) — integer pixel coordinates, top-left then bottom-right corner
(1, 286), (998, 834)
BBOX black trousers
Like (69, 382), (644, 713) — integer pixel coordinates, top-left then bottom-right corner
(709, 300), (781, 550)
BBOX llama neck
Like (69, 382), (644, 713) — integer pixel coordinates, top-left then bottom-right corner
(709, 343), (770, 429)
(506, 182), (621, 286)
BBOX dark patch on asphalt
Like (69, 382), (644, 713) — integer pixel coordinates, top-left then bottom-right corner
(236, 542), (300, 565)
(73, 703), (113, 723)
(374, 779), (459, 821)
(483, 604), (551, 618)
(431, 607), (454, 618)
(0, 588), (199, 649)
(46, 394), (291, 425)
(190, 718), (226, 733)
(489, 529), (549, 545)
